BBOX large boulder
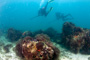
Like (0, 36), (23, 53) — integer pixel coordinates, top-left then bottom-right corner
(15, 34), (60, 60)
(61, 22), (90, 54)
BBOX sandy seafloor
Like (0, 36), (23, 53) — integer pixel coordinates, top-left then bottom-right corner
(0, 35), (90, 60)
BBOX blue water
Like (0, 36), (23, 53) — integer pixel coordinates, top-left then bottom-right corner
(0, 0), (90, 32)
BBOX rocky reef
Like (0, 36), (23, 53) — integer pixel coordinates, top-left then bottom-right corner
(44, 27), (57, 39)
(7, 28), (22, 42)
(61, 22), (90, 54)
(15, 34), (60, 60)
(44, 27), (61, 43)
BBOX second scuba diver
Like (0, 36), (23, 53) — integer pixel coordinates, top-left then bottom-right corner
(55, 12), (74, 21)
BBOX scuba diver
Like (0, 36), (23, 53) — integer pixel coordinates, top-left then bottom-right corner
(38, 0), (53, 16)
(30, 0), (54, 20)
(55, 12), (74, 21)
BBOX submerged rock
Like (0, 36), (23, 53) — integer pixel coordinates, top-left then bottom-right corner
(15, 34), (60, 60)
(88, 57), (90, 60)
(61, 22), (90, 54)
(3, 44), (13, 53)
(44, 27), (57, 39)
(7, 28), (22, 42)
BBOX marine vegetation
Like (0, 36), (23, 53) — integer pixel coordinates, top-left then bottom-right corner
(15, 34), (60, 60)
(7, 28), (22, 42)
(61, 22), (90, 54)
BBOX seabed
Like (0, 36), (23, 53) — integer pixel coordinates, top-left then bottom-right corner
(0, 35), (90, 60)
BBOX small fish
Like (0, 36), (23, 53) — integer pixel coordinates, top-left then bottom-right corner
(37, 49), (41, 52)
(74, 35), (78, 38)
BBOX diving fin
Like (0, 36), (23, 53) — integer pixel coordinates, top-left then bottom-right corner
(47, 7), (53, 14)
(48, 0), (54, 3)
(49, 7), (53, 11)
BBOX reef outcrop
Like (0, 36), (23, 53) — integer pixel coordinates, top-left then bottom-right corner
(44, 27), (61, 43)
(44, 27), (57, 39)
(61, 22), (90, 54)
(15, 34), (60, 60)
(7, 28), (22, 42)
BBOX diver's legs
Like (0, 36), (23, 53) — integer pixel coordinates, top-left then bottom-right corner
(45, 0), (54, 10)
(44, 2), (49, 10)
(62, 18), (70, 21)
(68, 14), (74, 19)
(62, 14), (73, 21)
(64, 14), (73, 19)
(63, 14), (73, 20)
(48, 0), (54, 3)
(45, 7), (53, 16)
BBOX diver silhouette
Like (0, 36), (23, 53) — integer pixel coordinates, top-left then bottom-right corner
(38, 0), (53, 16)
(56, 12), (74, 21)
(30, 0), (54, 20)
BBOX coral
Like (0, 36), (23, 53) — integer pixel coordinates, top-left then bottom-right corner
(15, 34), (60, 60)
(61, 22), (90, 53)
(3, 44), (13, 53)
(7, 28), (22, 42)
